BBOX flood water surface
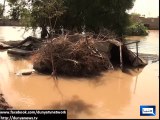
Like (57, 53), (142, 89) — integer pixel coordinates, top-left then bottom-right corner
(125, 30), (159, 55)
(0, 27), (159, 119)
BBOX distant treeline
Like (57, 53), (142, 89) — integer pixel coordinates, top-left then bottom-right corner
(0, 19), (20, 26)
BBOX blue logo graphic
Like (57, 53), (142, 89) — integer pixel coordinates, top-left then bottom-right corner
(140, 105), (156, 116)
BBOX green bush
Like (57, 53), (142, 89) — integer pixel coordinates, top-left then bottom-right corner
(125, 22), (148, 36)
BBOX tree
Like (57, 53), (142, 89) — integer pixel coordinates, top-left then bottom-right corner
(129, 13), (141, 24)
(30, 0), (65, 38)
(0, 4), (3, 18)
(60, 0), (135, 36)
(8, 0), (65, 38)
(8, 0), (135, 37)
(125, 13), (148, 36)
(7, 0), (27, 20)
(0, 0), (6, 18)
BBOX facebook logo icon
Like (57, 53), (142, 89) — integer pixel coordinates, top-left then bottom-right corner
(140, 105), (156, 116)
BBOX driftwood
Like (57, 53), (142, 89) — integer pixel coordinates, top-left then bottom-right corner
(1, 36), (41, 51)
(63, 58), (80, 65)
(7, 48), (33, 56)
(14, 36), (40, 48)
(0, 42), (12, 49)
(0, 36), (42, 56)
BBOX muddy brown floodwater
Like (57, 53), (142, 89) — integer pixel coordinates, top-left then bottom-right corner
(0, 28), (159, 119)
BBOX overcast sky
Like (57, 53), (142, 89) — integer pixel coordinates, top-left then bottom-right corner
(0, 0), (159, 18)
(128, 0), (159, 17)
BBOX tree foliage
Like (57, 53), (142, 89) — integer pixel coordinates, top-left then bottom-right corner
(31, 0), (65, 28)
(30, 0), (65, 38)
(7, 0), (65, 38)
(125, 22), (148, 36)
(0, 0), (6, 18)
(8, 0), (136, 37)
(0, 4), (3, 17)
(7, 0), (27, 20)
(61, 0), (135, 36)
(129, 13), (141, 24)
(125, 13), (148, 36)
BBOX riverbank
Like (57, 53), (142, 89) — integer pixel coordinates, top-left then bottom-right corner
(0, 19), (20, 26)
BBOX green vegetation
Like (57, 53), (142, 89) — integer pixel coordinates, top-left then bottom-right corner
(0, 0), (6, 18)
(125, 22), (148, 36)
(0, 4), (3, 17)
(61, 0), (135, 36)
(125, 13), (148, 36)
(30, 0), (65, 38)
(7, 0), (21, 20)
(6, 0), (136, 37)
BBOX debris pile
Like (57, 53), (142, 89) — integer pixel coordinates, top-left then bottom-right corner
(32, 30), (148, 76)
(33, 34), (115, 76)
(0, 36), (42, 56)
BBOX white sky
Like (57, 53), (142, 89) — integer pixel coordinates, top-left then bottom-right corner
(0, 0), (159, 18)
(128, 0), (159, 17)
